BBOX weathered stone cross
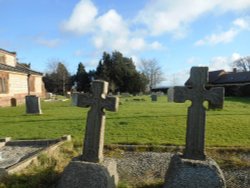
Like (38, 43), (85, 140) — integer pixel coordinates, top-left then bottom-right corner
(171, 67), (224, 160)
(72, 80), (119, 163)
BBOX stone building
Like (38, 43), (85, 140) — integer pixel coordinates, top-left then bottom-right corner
(0, 48), (45, 107)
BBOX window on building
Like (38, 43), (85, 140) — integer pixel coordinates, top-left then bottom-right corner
(0, 77), (7, 93)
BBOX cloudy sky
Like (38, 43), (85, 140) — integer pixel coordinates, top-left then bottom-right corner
(1, 0), (250, 85)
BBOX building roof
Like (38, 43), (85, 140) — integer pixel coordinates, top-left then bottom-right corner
(208, 70), (226, 83)
(185, 69), (250, 86)
(0, 48), (16, 55)
(211, 71), (250, 85)
(0, 62), (43, 76)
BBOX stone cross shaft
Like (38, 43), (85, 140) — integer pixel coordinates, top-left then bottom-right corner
(172, 67), (224, 160)
(73, 80), (118, 163)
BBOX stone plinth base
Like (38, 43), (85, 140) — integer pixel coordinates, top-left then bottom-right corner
(57, 158), (118, 188)
(164, 154), (226, 188)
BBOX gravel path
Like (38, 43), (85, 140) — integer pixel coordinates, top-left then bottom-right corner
(114, 151), (250, 188)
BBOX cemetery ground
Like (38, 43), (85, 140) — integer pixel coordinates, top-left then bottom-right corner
(0, 96), (249, 187)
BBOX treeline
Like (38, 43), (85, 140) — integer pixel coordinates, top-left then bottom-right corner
(43, 51), (149, 95)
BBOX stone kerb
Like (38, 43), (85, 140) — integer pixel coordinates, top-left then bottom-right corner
(0, 135), (71, 179)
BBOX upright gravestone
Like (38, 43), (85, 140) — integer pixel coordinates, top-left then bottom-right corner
(58, 80), (119, 188)
(167, 87), (174, 102)
(151, 94), (157, 102)
(25, 95), (42, 114)
(164, 67), (226, 188)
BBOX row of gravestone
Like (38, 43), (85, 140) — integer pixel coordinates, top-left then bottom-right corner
(57, 67), (226, 188)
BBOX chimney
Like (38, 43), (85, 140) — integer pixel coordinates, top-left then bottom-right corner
(233, 68), (237, 73)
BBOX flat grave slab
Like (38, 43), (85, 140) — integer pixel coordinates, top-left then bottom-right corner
(0, 135), (71, 178)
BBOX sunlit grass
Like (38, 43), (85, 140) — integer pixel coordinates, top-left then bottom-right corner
(0, 96), (249, 147)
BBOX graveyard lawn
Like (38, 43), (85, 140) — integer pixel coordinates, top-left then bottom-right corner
(0, 96), (249, 148)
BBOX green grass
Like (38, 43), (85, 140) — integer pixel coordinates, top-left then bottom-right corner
(0, 96), (250, 147)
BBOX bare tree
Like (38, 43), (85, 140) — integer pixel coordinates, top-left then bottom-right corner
(140, 59), (165, 89)
(233, 56), (250, 72)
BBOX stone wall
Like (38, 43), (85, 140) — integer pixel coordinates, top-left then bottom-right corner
(0, 73), (44, 107)
(0, 50), (16, 67)
(9, 73), (28, 95)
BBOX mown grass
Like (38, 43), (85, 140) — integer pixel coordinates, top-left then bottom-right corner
(0, 96), (250, 148)
(0, 96), (249, 187)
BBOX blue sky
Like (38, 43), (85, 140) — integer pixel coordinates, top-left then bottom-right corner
(1, 0), (250, 85)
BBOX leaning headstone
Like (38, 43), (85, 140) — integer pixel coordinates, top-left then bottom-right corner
(58, 80), (119, 188)
(164, 67), (226, 188)
(151, 94), (157, 102)
(25, 95), (42, 114)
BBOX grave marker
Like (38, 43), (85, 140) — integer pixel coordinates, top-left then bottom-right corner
(58, 80), (119, 188)
(164, 67), (226, 188)
(73, 80), (119, 163)
(25, 95), (42, 114)
(151, 94), (157, 102)
(171, 67), (224, 160)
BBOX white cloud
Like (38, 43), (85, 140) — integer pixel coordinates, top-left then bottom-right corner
(97, 9), (129, 37)
(209, 53), (241, 71)
(62, 0), (97, 35)
(218, 0), (250, 11)
(233, 17), (250, 29)
(62, 0), (164, 57)
(35, 37), (61, 48)
(162, 69), (190, 86)
(195, 28), (238, 46)
(136, 0), (215, 36)
(195, 16), (250, 46)
(135, 0), (250, 36)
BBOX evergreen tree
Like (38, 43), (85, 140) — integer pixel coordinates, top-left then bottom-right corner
(75, 62), (90, 92)
(95, 51), (149, 93)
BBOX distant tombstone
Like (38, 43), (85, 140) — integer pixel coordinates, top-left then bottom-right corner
(45, 92), (53, 99)
(151, 94), (157, 102)
(156, 91), (164, 96)
(208, 101), (223, 110)
(10, 98), (17, 107)
(167, 88), (174, 102)
(58, 80), (119, 188)
(66, 91), (71, 98)
(164, 67), (226, 188)
(121, 92), (131, 97)
(25, 95), (42, 114)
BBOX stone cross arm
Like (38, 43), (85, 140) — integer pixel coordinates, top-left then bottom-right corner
(75, 93), (118, 112)
(205, 87), (224, 107)
(173, 86), (224, 107)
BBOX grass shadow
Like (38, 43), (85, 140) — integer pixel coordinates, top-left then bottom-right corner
(1, 167), (60, 188)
